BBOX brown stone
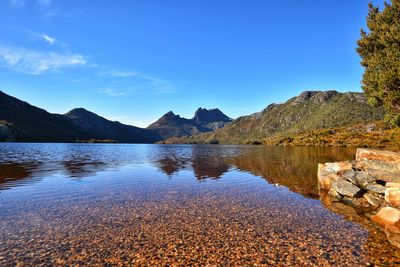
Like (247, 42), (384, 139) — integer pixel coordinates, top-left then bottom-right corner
(385, 188), (400, 206)
(317, 162), (353, 191)
(356, 148), (400, 173)
(356, 148), (400, 163)
(365, 169), (400, 183)
(364, 193), (383, 207)
(371, 207), (400, 226)
(328, 187), (342, 201)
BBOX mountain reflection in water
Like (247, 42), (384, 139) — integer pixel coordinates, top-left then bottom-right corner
(0, 144), (355, 194)
(0, 143), (399, 265)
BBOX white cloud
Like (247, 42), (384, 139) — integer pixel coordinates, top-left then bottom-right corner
(10, 0), (51, 8)
(9, 0), (25, 7)
(0, 46), (87, 75)
(109, 71), (140, 78)
(104, 69), (176, 95)
(37, 0), (51, 8)
(99, 88), (127, 97)
(41, 34), (56, 45)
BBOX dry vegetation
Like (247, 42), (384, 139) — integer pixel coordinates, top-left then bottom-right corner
(263, 121), (400, 151)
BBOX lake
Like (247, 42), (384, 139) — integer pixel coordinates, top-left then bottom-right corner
(0, 143), (399, 265)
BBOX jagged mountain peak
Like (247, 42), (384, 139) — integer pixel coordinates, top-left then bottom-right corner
(193, 107), (232, 123)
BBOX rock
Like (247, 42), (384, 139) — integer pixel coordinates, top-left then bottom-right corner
(364, 169), (400, 183)
(325, 161), (354, 173)
(356, 148), (400, 173)
(355, 171), (377, 188)
(371, 207), (400, 226)
(365, 184), (386, 195)
(342, 196), (370, 208)
(364, 193), (383, 207)
(385, 188), (400, 206)
(317, 161), (353, 191)
(331, 179), (362, 198)
(343, 169), (357, 185)
(328, 187), (342, 201)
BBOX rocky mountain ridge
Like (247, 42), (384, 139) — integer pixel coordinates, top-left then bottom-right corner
(163, 90), (386, 144)
(147, 108), (232, 140)
(0, 91), (232, 143)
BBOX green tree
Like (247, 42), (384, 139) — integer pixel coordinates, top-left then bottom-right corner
(357, 0), (400, 126)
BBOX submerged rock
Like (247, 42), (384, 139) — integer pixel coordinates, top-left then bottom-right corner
(372, 207), (400, 226)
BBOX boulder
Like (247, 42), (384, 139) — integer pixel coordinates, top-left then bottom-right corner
(385, 188), (400, 206)
(364, 169), (400, 183)
(365, 184), (386, 195)
(343, 169), (357, 185)
(371, 207), (400, 226)
(331, 179), (362, 198)
(342, 196), (370, 208)
(364, 193), (383, 207)
(317, 161), (353, 191)
(356, 148), (400, 173)
(328, 187), (343, 201)
(355, 171), (377, 188)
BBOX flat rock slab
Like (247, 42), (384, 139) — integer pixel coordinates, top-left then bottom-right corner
(357, 148), (400, 163)
(356, 148), (400, 173)
(365, 184), (387, 195)
(331, 179), (362, 198)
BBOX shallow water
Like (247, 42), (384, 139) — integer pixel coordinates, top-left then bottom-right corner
(0, 143), (399, 265)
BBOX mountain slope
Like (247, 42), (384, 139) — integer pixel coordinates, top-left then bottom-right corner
(192, 108), (232, 130)
(0, 91), (159, 143)
(0, 91), (86, 142)
(163, 90), (385, 144)
(147, 108), (232, 140)
(65, 108), (159, 143)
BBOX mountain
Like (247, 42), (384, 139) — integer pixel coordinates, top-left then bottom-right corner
(0, 91), (86, 142)
(0, 91), (159, 143)
(193, 108), (232, 130)
(65, 108), (159, 143)
(0, 91), (232, 143)
(163, 90), (386, 144)
(147, 108), (232, 140)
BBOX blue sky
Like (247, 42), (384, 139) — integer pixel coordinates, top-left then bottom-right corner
(0, 0), (386, 127)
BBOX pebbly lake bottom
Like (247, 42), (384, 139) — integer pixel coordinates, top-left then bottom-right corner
(0, 144), (399, 266)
